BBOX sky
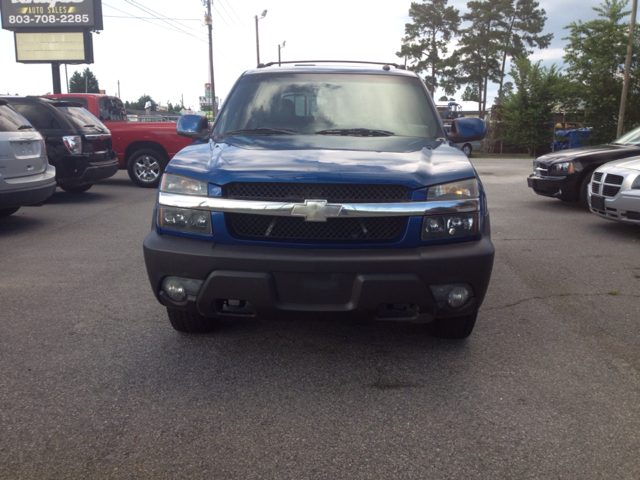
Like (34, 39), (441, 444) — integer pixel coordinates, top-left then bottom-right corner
(0, 0), (610, 112)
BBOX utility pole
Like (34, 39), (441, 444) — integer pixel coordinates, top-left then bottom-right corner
(255, 10), (267, 67)
(618, 0), (638, 138)
(278, 40), (286, 66)
(204, 0), (216, 117)
(118, 80), (120, 98)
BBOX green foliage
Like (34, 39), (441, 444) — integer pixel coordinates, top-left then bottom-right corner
(397, 0), (461, 94)
(125, 95), (156, 111)
(495, 0), (553, 103)
(499, 57), (561, 156)
(68, 68), (100, 93)
(446, 0), (506, 116)
(461, 85), (480, 102)
(561, 0), (640, 143)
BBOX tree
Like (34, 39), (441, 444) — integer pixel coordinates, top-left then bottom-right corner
(125, 95), (156, 111)
(499, 57), (561, 156)
(448, 0), (505, 118)
(397, 0), (461, 95)
(68, 68), (100, 93)
(562, 0), (640, 143)
(461, 85), (480, 102)
(495, 0), (553, 103)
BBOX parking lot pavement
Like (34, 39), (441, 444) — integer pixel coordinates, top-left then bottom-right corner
(1, 165), (640, 479)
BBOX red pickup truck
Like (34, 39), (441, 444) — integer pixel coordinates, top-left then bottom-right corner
(43, 94), (194, 187)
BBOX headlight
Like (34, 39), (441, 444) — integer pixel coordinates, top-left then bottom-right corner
(161, 173), (208, 195)
(62, 135), (82, 155)
(550, 161), (575, 174)
(632, 175), (640, 189)
(427, 179), (478, 200)
(422, 213), (478, 239)
(159, 206), (212, 235)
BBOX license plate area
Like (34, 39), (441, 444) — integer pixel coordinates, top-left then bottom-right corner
(591, 194), (605, 210)
(11, 140), (38, 158)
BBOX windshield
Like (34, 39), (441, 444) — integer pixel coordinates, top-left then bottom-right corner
(613, 125), (640, 145)
(56, 106), (108, 132)
(213, 72), (439, 138)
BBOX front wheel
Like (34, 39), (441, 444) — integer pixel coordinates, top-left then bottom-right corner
(0, 207), (20, 218)
(461, 144), (472, 156)
(128, 149), (167, 188)
(167, 308), (217, 333)
(60, 183), (93, 193)
(578, 172), (593, 208)
(426, 312), (477, 339)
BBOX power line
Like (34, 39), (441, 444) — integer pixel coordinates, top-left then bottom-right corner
(125, 0), (207, 40)
(102, 2), (207, 42)
(219, 0), (245, 26)
(103, 1), (247, 71)
(215, 0), (242, 28)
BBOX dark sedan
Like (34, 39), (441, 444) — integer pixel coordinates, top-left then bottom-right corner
(527, 126), (640, 207)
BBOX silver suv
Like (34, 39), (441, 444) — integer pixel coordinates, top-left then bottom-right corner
(0, 99), (56, 218)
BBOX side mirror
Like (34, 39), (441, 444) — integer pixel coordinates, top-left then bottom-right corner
(177, 114), (210, 139)
(448, 117), (486, 143)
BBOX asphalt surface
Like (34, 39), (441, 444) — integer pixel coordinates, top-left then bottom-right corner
(1, 160), (639, 479)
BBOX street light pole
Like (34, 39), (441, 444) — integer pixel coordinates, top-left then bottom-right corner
(255, 10), (267, 67)
(205, 0), (217, 117)
(278, 40), (286, 66)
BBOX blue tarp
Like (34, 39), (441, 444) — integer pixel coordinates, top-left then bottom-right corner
(553, 128), (592, 150)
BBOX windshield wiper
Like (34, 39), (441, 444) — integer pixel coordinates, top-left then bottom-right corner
(17, 125), (34, 130)
(221, 127), (298, 136)
(315, 128), (395, 137)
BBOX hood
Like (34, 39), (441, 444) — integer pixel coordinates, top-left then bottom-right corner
(596, 155), (640, 172)
(166, 135), (477, 189)
(537, 144), (640, 163)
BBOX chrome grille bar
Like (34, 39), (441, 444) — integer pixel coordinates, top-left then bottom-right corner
(158, 192), (480, 218)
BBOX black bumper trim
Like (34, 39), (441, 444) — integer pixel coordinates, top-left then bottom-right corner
(143, 217), (494, 322)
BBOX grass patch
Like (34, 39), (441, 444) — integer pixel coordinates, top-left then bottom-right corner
(607, 290), (619, 296)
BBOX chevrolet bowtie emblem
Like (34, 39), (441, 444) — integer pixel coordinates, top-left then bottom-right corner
(291, 199), (343, 222)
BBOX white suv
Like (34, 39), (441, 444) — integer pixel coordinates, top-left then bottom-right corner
(0, 99), (56, 218)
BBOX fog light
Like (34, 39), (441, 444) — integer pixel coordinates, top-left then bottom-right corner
(430, 283), (474, 309)
(161, 277), (203, 302)
(163, 278), (186, 302)
(448, 286), (470, 308)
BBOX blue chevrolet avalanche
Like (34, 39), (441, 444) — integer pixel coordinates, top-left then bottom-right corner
(143, 62), (494, 339)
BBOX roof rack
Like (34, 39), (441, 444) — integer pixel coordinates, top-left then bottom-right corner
(258, 60), (406, 70)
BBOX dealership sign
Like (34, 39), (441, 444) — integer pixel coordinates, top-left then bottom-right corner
(1, 0), (104, 30)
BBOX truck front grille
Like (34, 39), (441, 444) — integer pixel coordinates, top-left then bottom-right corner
(227, 214), (406, 243)
(224, 182), (409, 203)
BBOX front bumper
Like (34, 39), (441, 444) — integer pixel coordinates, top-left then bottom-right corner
(143, 218), (495, 323)
(0, 165), (57, 208)
(527, 174), (579, 200)
(589, 189), (640, 225)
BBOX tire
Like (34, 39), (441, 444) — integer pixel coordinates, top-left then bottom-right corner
(167, 307), (216, 333)
(426, 312), (477, 339)
(462, 143), (472, 156)
(0, 207), (20, 217)
(60, 183), (93, 193)
(578, 171), (595, 208)
(128, 149), (167, 188)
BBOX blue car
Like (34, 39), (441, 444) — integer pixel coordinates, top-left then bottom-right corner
(143, 61), (494, 339)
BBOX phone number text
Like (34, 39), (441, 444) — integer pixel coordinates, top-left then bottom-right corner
(8, 14), (90, 25)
